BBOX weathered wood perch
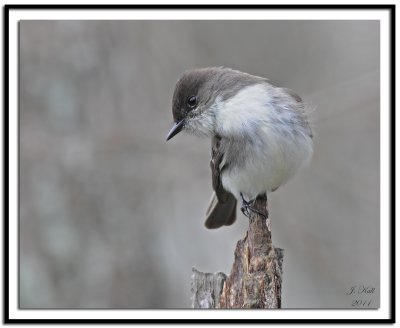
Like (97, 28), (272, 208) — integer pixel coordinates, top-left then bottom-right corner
(191, 194), (284, 308)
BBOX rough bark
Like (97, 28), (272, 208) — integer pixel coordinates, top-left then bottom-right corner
(191, 194), (284, 309)
(191, 268), (227, 308)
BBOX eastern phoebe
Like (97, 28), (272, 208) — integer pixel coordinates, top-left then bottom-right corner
(166, 67), (313, 229)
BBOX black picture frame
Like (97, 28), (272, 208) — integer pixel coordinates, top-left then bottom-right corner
(4, 4), (395, 324)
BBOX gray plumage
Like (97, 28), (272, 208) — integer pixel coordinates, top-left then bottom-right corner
(167, 67), (313, 229)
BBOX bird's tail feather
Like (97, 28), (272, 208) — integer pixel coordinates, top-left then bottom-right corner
(204, 192), (237, 229)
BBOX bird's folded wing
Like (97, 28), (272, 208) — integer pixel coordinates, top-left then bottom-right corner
(204, 135), (237, 229)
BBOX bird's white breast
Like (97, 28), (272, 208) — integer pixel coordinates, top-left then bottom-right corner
(214, 83), (313, 200)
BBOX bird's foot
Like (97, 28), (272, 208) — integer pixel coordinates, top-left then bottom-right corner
(240, 193), (268, 219)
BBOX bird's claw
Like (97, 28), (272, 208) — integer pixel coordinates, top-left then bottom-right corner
(240, 193), (268, 219)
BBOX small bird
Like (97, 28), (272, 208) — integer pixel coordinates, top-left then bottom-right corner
(166, 67), (313, 229)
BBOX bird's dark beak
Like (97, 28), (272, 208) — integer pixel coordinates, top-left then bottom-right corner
(166, 119), (185, 141)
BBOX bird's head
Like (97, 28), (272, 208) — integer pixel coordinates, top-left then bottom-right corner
(166, 68), (221, 141)
(166, 67), (267, 141)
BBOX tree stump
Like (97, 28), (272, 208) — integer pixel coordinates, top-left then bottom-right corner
(191, 194), (284, 309)
(190, 268), (226, 308)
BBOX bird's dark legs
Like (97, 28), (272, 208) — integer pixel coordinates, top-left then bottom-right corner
(240, 192), (268, 219)
(240, 193), (251, 217)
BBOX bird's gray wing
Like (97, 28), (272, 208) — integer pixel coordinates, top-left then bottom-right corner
(204, 135), (237, 229)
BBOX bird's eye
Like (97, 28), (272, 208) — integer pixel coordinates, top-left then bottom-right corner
(187, 96), (197, 108)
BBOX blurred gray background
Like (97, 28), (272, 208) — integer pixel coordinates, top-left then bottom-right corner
(19, 20), (380, 308)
